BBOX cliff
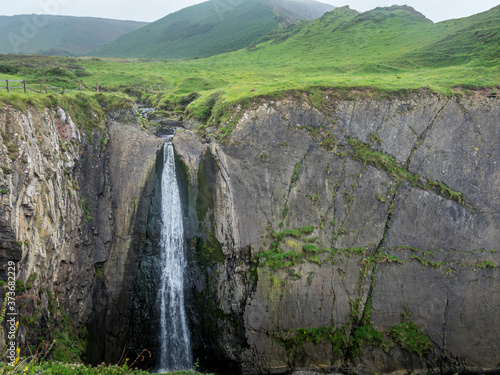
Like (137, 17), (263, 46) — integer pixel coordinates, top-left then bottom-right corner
(1, 91), (499, 374)
(0, 100), (163, 364)
(174, 92), (500, 374)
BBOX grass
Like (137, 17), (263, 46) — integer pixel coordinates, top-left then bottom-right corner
(255, 226), (368, 272)
(476, 260), (497, 269)
(345, 138), (466, 205)
(91, 0), (278, 59)
(0, 359), (209, 375)
(278, 300), (430, 360)
(0, 90), (133, 139)
(0, 287), (213, 375)
(347, 138), (418, 184)
(0, 6), (497, 127)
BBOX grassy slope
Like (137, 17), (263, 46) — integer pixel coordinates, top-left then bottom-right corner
(270, 0), (335, 25)
(90, 0), (334, 59)
(194, 5), (500, 99)
(0, 5), (498, 119)
(0, 15), (148, 56)
(402, 5), (500, 68)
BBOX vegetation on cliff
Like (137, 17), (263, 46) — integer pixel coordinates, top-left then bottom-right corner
(0, 91), (133, 137)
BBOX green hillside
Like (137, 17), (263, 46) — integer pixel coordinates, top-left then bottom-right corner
(0, 15), (148, 56)
(400, 5), (500, 67)
(225, 4), (500, 69)
(90, 0), (334, 59)
(0, 5), (498, 130)
(193, 4), (499, 97)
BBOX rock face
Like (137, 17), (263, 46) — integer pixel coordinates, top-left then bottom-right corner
(173, 93), (500, 374)
(0, 103), (163, 365)
(0, 105), (104, 356)
(1, 93), (499, 374)
(86, 115), (164, 364)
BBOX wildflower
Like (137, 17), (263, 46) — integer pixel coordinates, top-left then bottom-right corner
(13, 347), (21, 365)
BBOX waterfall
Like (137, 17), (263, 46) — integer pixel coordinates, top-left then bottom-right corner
(157, 142), (192, 373)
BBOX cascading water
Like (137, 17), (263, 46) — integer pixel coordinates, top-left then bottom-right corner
(157, 142), (192, 373)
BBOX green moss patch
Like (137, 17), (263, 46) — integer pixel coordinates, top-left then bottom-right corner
(346, 137), (466, 205)
(387, 309), (432, 357)
(256, 226), (368, 272)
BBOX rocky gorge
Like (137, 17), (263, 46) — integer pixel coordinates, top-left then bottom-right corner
(0, 91), (499, 374)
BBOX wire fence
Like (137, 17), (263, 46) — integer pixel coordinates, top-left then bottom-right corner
(1, 79), (166, 95)
(0, 79), (85, 95)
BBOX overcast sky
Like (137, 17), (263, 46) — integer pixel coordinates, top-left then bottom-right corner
(0, 0), (498, 23)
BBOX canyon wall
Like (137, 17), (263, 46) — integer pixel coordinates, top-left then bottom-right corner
(1, 92), (499, 375)
(0, 102), (163, 365)
(174, 93), (500, 374)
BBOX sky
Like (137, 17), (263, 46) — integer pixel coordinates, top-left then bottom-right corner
(0, 0), (498, 23)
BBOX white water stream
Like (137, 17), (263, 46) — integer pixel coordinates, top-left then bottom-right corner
(157, 143), (192, 373)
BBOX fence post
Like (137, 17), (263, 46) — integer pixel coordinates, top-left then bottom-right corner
(158, 84), (161, 92)
(24, 79), (27, 94)
(7, 80), (10, 93)
(45, 86), (48, 94)
(96, 81), (99, 93)
(79, 81), (82, 91)
(62, 87), (66, 95)
(40, 84), (43, 94)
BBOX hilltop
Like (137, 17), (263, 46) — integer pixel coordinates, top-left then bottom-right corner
(227, 4), (500, 69)
(90, 0), (334, 59)
(0, 15), (148, 56)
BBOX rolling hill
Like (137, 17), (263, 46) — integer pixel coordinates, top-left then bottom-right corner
(0, 15), (148, 56)
(0, 5), (498, 105)
(90, 0), (335, 59)
(211, 4), (500, 73)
